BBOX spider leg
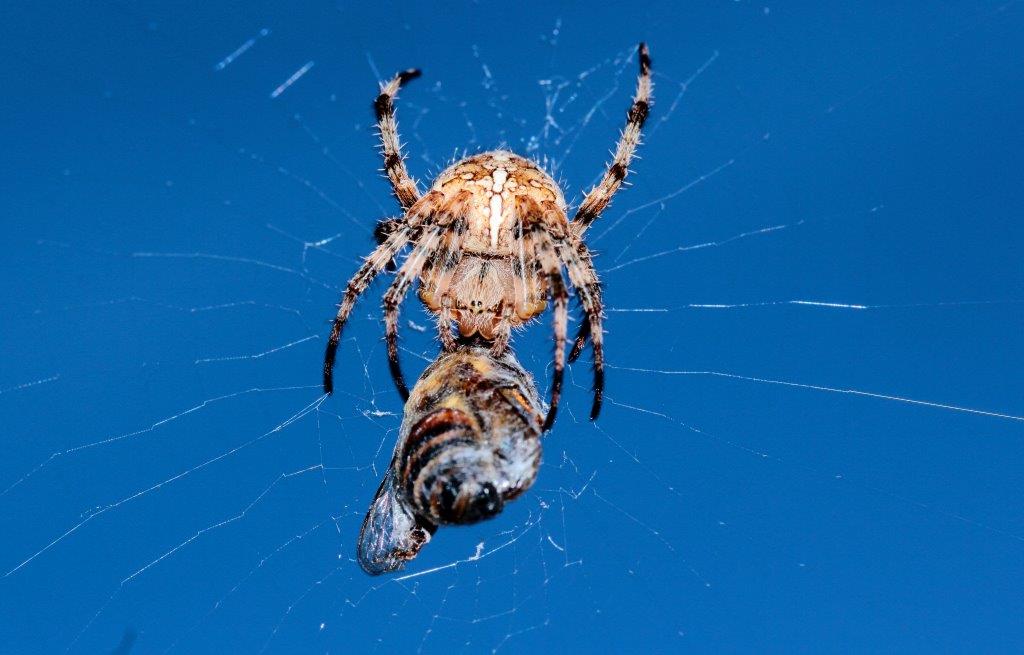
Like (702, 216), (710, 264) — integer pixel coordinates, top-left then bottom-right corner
(489, 304), (514, 357)
(554, 235), (605, 420)
(324, 222), (415, 394)
(437, 299), (457, 351)
(383, 225), (445, 400)
(375, 68), (423, 211)
(530, 226), (569, 431)
(519, 193), (606, 420)
(564, 237), (601, 363)
(568, 319), (590, 364)
(572, 43), (652, 236)
(430, 218), (466, 353)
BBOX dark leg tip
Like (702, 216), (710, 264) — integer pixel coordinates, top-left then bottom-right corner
(542, 406), (558, 432)
(569, 322), (590, 363)
(544, 370), (563, 431)
(590, 393), (603, 421)
(398, 68), (422, 85)
(638, 43), (651, 75)
(323, 365), (335, 395)
(387, 347), (410, 401)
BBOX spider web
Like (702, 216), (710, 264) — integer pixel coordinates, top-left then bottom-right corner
(2, 2), (1023, 653)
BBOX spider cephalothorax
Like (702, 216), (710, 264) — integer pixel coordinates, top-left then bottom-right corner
(324, 44), (653, 430)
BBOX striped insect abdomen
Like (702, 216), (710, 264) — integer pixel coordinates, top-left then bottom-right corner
(357, 345), (543, 575)
(400, 407), (503, 525)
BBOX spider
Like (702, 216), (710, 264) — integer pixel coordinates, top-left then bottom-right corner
(324, 43), (652, 430)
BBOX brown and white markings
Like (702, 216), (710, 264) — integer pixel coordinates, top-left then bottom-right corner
(323, 43), (653, 430)
(357, 344), (544, 575)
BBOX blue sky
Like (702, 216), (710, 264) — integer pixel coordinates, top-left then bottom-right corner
(2, 2), (1023, 653)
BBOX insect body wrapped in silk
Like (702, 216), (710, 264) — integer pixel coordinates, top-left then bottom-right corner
(357, 344), (544, 575)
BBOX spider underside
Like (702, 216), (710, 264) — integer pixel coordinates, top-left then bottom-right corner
(323, 44), (653, 430)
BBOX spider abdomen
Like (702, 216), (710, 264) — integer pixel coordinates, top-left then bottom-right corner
(432, 150), (568, 255)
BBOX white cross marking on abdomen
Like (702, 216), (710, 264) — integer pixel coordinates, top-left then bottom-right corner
(489, 168), (508, 249)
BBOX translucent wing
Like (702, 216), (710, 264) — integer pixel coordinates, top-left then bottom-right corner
(356, 469), (435, 575)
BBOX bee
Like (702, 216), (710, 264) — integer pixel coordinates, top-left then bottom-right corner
(357, 344), (544, 575)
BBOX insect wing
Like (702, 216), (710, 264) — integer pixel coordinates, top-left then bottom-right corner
(357, 469), (434, 575)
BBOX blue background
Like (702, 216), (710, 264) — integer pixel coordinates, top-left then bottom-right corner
(2, 2), (1023, 653)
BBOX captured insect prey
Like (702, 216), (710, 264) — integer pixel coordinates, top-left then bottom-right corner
(323, 43), (653, 430)
(357, 344), (544, 575)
